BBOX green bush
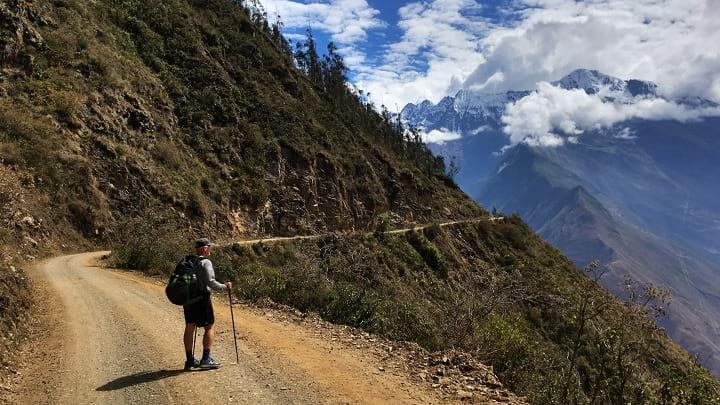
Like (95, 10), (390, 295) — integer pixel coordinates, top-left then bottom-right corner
(373, 212), (391, 239)
(373, 300), (436, 348)
(0, 142), (23, 166)
(234, 263), (286, 300)
(323, 282), (378, 328)
(407, 231), (449, 278)
(110, 214), (188, 275)
(153, 139), (184, 169)
(475, 314), (535, 375)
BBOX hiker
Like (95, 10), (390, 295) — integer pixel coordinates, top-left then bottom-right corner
(183, 238), (232, 370)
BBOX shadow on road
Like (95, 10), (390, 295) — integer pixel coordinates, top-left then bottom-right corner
(96, 369), (193, 391)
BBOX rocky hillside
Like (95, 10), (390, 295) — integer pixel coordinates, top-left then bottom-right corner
(1, 1), (718, 403)
(0, 0), (477, 387)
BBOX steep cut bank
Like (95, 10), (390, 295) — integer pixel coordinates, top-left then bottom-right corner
(0, 1), (718, 404)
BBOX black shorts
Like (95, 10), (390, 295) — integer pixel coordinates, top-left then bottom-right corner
(183, 293), (214, 327)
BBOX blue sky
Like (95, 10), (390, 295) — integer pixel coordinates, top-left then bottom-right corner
(258, 0), (719, 120)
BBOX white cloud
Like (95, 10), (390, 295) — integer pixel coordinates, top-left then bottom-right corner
(354, 0), (489, 110)
(464, 0), (720, 102)
(263, 0), (720, 125)
(501, 82), (720, 147)
(262, 0), (383, 42)
(261, 0), (385, 69)
(421, 128), (463, 145)
(470, 125), (492, 135)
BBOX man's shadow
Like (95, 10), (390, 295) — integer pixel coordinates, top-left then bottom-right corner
(96, 368), (210, 391)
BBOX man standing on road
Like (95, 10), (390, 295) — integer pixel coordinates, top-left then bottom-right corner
(184, 238), (232, 370)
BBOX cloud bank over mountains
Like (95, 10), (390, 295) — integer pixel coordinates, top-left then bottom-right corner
(465, 0), (720, 103)
(502, 82), (720, 148)
(263, 0), (719, 104)
(262, 0), (719, 146)
(355, 0), (488, 109)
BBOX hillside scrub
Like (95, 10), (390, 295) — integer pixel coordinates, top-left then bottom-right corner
(0, 0), (475, 385)
(1, 0), (481, 247)
(113, 215), (720, 404)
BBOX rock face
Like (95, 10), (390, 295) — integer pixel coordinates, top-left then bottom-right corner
(0, 1), (44, 73)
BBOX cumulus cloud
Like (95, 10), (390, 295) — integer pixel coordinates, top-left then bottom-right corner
(262, 0), (383, 42)
(464, 0), (720, 102)
(501, 82), (720, 147)
(354, 0), (489, 109)
(264, 0), (720, 126)
(421, 128), (463, 145)
(261, 0), (385, 69)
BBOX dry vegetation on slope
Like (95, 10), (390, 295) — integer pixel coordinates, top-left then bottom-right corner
(1, 0), (719, 403)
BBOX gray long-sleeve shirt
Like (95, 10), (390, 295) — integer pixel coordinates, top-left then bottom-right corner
(198, 257), (227, 293)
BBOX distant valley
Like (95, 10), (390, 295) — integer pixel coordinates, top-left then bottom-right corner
(402, 69), (720, 375)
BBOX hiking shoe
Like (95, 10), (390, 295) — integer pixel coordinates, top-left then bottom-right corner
(199, 357), (221, 369)
(184, 359), (200, 371)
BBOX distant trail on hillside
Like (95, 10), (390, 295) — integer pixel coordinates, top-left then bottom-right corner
(224, 216), (503, 247)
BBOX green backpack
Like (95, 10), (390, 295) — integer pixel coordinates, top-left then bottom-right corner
(165, 255), (204, 305)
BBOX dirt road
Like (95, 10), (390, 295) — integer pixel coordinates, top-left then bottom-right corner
(225, 217), (503, 247)
(11, 252), (445, 404)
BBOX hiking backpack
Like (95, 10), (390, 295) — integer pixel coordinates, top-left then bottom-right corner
(165, 255), (204, 306)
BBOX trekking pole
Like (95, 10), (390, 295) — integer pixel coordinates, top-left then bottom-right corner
(192, 326), (198, 358)
(228, 287), (240, 364)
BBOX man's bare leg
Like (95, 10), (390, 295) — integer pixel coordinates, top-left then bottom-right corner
(203, 323), (215, 351)
(199, 323), (220, 367)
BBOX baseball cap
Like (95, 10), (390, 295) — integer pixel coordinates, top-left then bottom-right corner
(195, 238), (216, 249)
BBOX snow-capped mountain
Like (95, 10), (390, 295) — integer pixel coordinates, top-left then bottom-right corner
(401, 69), (720, 376)
(552, 68), (658, 97)
(400, 69), (667, 132)
(554, 68), (627, 93)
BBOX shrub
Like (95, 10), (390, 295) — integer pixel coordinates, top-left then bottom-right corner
(475, 314), (535, 376)
(51, 90), (83, 127)
(373, 300), (436, 348)
(323, 281), (378, 328)
(498, 221), (528, 250)
(234, 263), (286, 300)
(373, 212), (391, 239)
(407, 231), (449, 278)
(0, 142), (23, 166)
(187, 187), (209, 218)
(110, 213), (188, 275)
(152, 139), (184, 169)
(423, 222), (442, 240)
(67, 200), (100, 237)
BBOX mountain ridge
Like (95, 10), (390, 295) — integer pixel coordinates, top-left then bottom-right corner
(401, 68), (717, 132)
(401, 69), (720, 375)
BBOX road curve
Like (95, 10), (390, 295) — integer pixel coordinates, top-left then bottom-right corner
(12, 252), (443, 404)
